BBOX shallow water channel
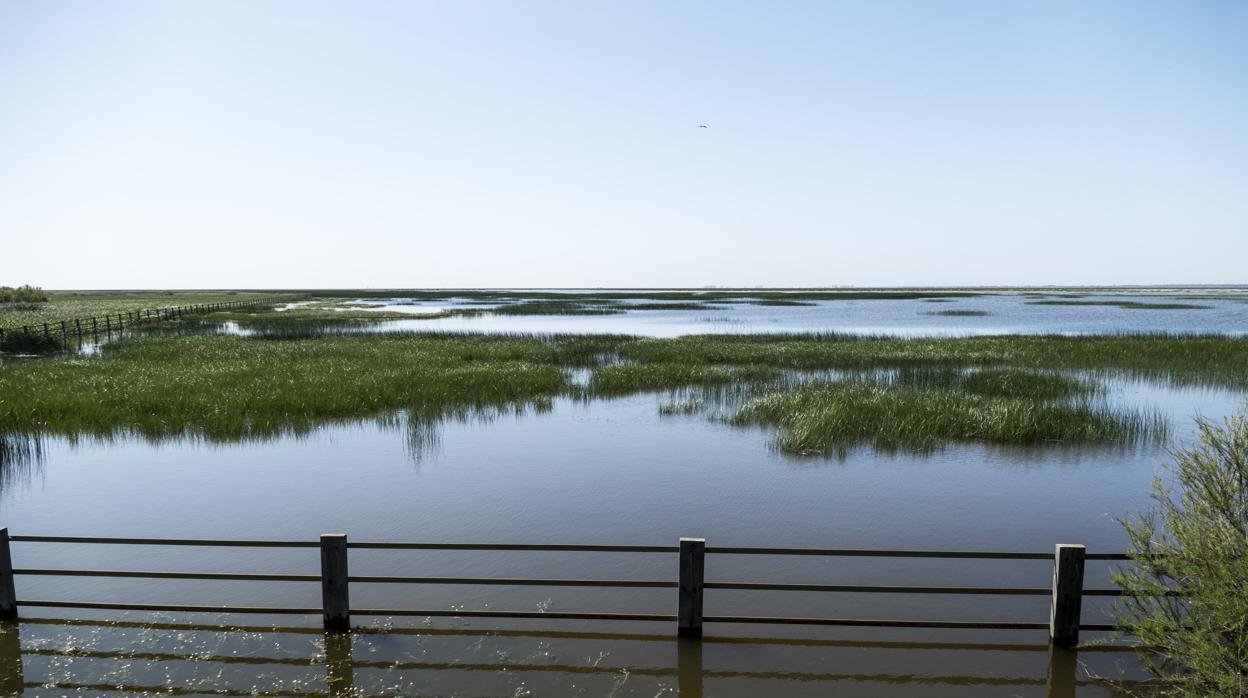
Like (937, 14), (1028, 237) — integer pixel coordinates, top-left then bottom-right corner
(2, 294), (1246, 696)
(334, 291), (1248, 337)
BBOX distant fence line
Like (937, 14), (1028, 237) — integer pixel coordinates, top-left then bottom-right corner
(0, 528), (1132, 649)
(0, 296), (287, 346)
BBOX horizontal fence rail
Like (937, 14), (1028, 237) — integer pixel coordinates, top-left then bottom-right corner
(0, 296), (290, 346)
(0, 528), (1137, 648)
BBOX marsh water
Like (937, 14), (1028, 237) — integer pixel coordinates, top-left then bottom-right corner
(337, 291), (1248, 337)
(3, 292), (1247, 696)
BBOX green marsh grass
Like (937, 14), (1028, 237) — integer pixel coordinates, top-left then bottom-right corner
(588, 363), (780, 395)
(0, 332), (572, 441)
(0, 290), (295, 328)
(733, 381), (1163, 453)
(616, 333), (1248, 390)
(3, 324), (1242, 452)
(488, 300), (624, 316)
(890, 367), (1099, 400)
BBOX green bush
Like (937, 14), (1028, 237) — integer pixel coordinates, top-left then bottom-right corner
(1114, 412), (1248, 696)
(0, 285), (48, 303)
(0, 329), (65, 354)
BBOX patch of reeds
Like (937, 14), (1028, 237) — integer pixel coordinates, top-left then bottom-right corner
(733, 381), (1163, 453)
(889, 367), (1099, 400)
(488, 300), (624, 316)
(588, 363), (781, 395)
(616, 333), (1248, 389)
(0, 333), (570, 441)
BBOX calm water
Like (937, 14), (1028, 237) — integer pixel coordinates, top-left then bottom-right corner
(2, 294), (1246, 696)
(341, 291), (1248, 336)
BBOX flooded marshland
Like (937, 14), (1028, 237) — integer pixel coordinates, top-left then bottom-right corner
(2, 291), (1247, 696)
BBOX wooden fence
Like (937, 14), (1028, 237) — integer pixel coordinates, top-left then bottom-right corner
(0, 528), (1131, 648)
(0, 296), (287, 347)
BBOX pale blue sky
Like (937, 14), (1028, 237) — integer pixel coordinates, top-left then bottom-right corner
(1, 1), (1245, 288)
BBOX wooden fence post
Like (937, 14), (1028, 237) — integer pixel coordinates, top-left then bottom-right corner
(1050, 544), (1085, 647)
(678, 537), (705, 638)
(0, 528), (16, 619)
(321, 534), (350, 631)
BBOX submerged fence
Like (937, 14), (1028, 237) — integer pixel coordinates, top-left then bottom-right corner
(0, 296), (287, 347)
(0, 528), (1129, 648)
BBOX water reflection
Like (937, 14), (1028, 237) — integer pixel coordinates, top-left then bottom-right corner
(0, 399), (560, 493)
(0, 616), (1151, 697)
(0, 434), (43, 495)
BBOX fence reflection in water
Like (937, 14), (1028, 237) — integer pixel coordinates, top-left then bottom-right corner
(0, 616), (1147, 697)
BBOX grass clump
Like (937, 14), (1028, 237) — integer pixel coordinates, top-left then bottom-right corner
(922, 309), (990, 317)
(733, 381), (1159, 453)
(1113, 412), (1248, 696)
(589, 363), (780, 395)
(0, 330), (66, 355)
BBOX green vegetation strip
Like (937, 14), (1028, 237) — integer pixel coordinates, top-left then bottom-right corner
(617, 333), (1248, 389)
(0, 290), (294, 328)
(2, 329), (1243, 449)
